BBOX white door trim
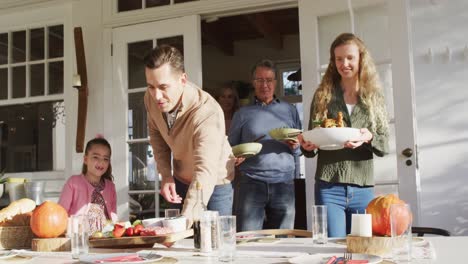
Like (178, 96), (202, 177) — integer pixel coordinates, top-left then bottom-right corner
(110, 15), (202, 220)
(388, 0), (421, 225)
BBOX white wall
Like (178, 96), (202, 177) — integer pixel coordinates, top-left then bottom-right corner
(411, 0), (468, 235)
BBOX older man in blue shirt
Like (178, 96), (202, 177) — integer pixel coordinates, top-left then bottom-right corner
(229, 59), (302, 232)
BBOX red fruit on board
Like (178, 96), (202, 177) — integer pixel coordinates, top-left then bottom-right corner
(125, 227), (134, 236)
(133, 224), (143, 236)
(113, 224), (126, 238)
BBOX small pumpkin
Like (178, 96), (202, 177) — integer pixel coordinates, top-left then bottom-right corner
(366, 194), (412, 236)
(30, 201), (68, 238)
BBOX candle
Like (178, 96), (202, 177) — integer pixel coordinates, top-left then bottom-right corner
(350, 213), (372, 237)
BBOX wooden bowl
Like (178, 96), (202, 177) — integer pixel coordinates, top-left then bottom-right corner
(346, 235), (406, 256)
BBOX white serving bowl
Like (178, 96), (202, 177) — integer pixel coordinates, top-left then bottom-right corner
(162, 216), (187, 233)
(142, 217), (164, 228)
(302, 127), (361, 150)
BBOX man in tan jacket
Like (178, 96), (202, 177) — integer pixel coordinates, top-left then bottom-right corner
(143, 45), (235, 225)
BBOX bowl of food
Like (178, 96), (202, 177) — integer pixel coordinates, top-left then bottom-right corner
(301, 127), (361, 150)
(231, 143), (262, 158)
(268, 127), (302, 141)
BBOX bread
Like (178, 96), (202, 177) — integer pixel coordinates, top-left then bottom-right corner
(0, 198), (36, 226)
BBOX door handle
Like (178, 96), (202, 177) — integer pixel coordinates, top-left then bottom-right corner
(402, 148), (413, 158)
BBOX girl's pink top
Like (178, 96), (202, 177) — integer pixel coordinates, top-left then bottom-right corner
(58, 174), (118, 221)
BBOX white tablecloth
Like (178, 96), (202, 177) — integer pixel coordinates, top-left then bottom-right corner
(8, 236), (466, 263)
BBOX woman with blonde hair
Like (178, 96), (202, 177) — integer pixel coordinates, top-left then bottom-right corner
(298, 33), (389, 237)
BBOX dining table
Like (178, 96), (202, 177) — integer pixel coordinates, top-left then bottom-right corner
(5, 236), (466, 263)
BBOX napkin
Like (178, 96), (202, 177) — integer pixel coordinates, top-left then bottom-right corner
(94, 253), (143, 263)
(326, 256), (369, 264)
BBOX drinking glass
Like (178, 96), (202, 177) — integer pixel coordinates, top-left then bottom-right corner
(164, 208), (180, 219)
(218, 215), (236, 262)
(390, 203), (413, 263)
(312, 205), (328, 244)
(69, 214), (89, 259)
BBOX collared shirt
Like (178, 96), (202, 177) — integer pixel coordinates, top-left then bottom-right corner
(229, 97), (302, 183)
(144, 82), (235, 219)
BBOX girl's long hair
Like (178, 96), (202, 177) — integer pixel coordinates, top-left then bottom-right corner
(313, 33), (389, 133)
(81, 137), (114, 182)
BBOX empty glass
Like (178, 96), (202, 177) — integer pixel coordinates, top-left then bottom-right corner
(69, 215), (89, 259)
(165, 208), (180, 219)
(390, 203), (413, 263)
(218, 215), (236, 262)
(312, 205), (328, 244)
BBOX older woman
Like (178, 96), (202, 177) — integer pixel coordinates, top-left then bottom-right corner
(216, 82), (240, 134)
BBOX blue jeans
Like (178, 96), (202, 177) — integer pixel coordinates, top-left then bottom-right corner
(235, 174), (295, 232)
(173, 178), (233, 216)
(315, 180), (374, 238)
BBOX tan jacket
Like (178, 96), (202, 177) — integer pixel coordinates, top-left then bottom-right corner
(144, 82), (235, 218)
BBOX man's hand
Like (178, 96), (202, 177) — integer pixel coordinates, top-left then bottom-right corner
(160, 179), (182, 204)
(284, 139), (300, 150)
(235, 157), (246, 166)
(298, 134), (319, 151)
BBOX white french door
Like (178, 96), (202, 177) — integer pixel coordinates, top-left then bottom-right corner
(110, 15), (202, 220)
(298, 0), (421, 226)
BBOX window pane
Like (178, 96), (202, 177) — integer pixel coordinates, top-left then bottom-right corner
(49, 61), (63, 94)
(12, 31), (26, 63)
(48, 25), (63, 58)
(146, 0), (170, 8)
(128, 40), (152, 89)
(30, 28), (45, 61)
(129, 143), (156, 190)
(0, 33), (7, 65)
(12, 66), (25, 98)
(118, 0), (142, 12)
(282, 70), (301, 96)
(0, 68), (7, 99)
(0, 100), (64, 172)
(128, 92), (148, 139)
(30, 64), (45, 96)
(157, 35), (184, 56)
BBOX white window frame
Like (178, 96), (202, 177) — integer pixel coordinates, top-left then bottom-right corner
(0, 3), (72, 182)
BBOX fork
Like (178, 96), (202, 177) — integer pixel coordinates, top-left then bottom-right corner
(343, 252), (352, 263)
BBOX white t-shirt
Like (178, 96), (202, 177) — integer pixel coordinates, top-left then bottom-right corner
(346, 103), (356, 115)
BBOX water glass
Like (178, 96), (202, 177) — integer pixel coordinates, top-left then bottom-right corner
(390, 203), (413, 263)
(218, 215), (236, 262)
(69, 215), (89, 259)
(312, 205), (328, 244)
(165, 208), (180, 219)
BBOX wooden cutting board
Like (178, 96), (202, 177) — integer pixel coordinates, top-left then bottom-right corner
(31, 237), (71, 252)
(89, 229), (193, 248)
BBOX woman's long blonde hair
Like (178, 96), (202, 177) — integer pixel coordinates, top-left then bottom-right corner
(313, 33), (388, 133)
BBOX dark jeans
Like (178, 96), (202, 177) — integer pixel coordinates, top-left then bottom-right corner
(173, 178), (233, 216)
(235, 174), (295, 232)
(315, 180), (374, 237)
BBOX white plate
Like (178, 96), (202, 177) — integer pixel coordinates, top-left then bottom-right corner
(301, 127), (361, 150)
(236, 233), (274, 242)
(79, 252), (163, 264)
(288, 253), (382, 264)
(0, 251), (18, 259)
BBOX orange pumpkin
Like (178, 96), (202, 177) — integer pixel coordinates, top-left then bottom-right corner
(30, 201), (68, 238)
(366, 194), (412, 236)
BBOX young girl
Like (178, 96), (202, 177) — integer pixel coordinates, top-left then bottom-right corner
(59, 136), (117, 233)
